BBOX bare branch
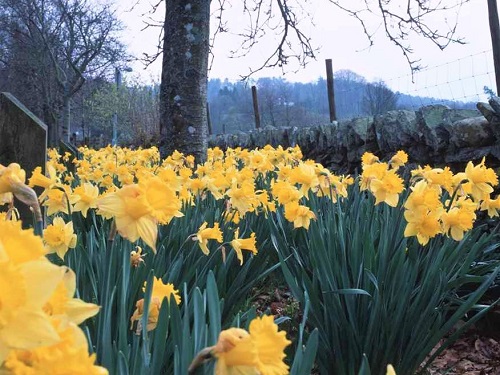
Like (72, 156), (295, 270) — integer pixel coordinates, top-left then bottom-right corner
(233, 0), (318, 80)
(328, 0), (469, 76)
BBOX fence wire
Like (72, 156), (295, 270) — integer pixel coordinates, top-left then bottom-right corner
(336, 49), (495, 110)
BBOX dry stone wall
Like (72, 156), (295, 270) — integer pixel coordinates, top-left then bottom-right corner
(209, 99), (500, 172)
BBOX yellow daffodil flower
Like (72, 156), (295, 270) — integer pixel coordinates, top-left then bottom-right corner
(28, 165), (58, 190)
(361, 152), (379, 166)
(369, 170), (404, 207)
(404, 207), (442, 246)
(139, 176), (184, 225)
(4, 318), (108, 375)
(230, 229), (257, 265)
(43, 267), (100, 325)
(389, 150), (408, 169)
(196, 222), (223, 255)
(360, 162), (388, 191)
(0, 163), (25, 194)
(441, 197), (476, 241)
(130, 277), (180, 332)
(97, 184), (158, 251)
(0, 219), (46, 263)
(288, 163), (319, 196)
(412, 165), (454, 194)
(480, 195), (500, 217)
(190, 315), (291, 375)
(43, 186), (74, 216)
(0, 252), (65, 363)
(404, 180), (443, 212)
(271, 180), (303, 205)
(43, 217), (78, 260)
(463, 157), (498, 201)
(284, 201), (316, 230)
(72, 182), (99, 218)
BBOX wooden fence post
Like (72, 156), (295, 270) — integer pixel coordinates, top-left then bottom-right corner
(488, 0), (500, 95)
(325, 59), (337, 122)
(251, 85), (261, 129)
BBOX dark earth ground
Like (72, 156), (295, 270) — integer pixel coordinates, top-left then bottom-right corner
(251, 287), (500, 374)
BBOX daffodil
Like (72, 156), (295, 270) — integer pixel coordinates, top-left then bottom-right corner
(196, 222), (223, 255)
(43, 267), (100, 324)
(389, 150), (408, 169)
(97, 184), (158, 251)
(249, 150), (274, 173)
(43, 217), (77, 260)
(369, 170), (404, 207)
(0, 163), (26, 194)
(28, 164), (59, 190)
(404, 207), (443, 246)
(480, 195), (500, 217)
(288, 162), (319, 196)
(284, 201), (316, 230)
(212, 328), (258, 374)
(0, 219), (46, 264)
(230, 229), (257, 265)
(256, 190), (276, 214)
(72, 182), (99, 218)
(226, 179), (258, 215)
(43, 186), (74, 216)
(191, 315), (291, 375)
(139, 176), (184, 224)
(441, 197), (476, 241)
(130, 246), (146, 267)
(0, 253), (64, 363)
(0, 164), (42, 222)
(130, 277), (180, 332)
(412, 165), (454, 194)
(361, 152), (379, 166)
(404, 180), (443, 212)
(272, 180), (303, 205)
(4, 318), (108, 375)
(463, 157), (498, 201)
(360, 162), (389, 191)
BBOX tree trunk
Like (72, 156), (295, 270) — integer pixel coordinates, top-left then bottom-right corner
(159, 0), (210, 162)
(61, 93), (71, 143)
(43, 103), (58, 147)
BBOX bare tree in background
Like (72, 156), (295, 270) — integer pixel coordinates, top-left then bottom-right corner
(0, 0), (126, 145)
(153, 0), (468, 160)
(363, 80), (399, 116)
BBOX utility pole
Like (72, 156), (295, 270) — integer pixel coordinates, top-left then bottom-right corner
(112, 67), (120, 146)
(488, 0), (500, 94)
(112, 67), (132, 146)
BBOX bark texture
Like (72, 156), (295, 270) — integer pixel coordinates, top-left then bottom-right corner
(160, 0), (210, 162)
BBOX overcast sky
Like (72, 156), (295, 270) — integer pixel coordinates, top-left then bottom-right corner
(117, 0), (494, 102)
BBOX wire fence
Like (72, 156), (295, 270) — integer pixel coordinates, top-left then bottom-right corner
(207, 49), (496, 133)
(336, 49), (495, 110)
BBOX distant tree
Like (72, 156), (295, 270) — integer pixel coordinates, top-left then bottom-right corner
(484, 86), (497, 99)
(0, 0), (126, 145)
(83, 78), (160, 146)
(363, 80), (399, 116)
(334, 70), (367, 119)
